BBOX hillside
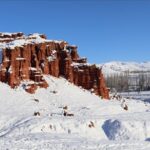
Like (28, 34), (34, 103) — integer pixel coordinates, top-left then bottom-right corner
(0, 76), (150, 149)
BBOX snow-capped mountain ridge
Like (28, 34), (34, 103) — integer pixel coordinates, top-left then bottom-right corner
(98, 61), (150, 75)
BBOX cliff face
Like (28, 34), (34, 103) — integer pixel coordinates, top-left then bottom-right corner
(0, 32), (109, 99)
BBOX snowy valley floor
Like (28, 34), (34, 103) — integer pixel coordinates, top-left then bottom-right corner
(0, 76), (150, 150)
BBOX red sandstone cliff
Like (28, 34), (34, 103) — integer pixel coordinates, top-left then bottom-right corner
(0, 32), (109, 99)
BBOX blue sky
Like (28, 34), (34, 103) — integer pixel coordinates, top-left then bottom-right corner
(0, 0), (150, 63)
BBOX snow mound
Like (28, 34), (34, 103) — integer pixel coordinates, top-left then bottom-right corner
(102, 119), (150, 141)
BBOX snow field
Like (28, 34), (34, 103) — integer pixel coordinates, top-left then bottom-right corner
(0, 75), (150, 149)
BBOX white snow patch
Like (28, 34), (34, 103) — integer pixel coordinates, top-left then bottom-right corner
(0, 32), (65, 49)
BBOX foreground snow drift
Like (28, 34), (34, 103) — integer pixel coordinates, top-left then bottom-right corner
(0, 76), (150, 149)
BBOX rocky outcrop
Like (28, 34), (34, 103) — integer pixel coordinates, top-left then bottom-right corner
(0, 32), (109, 99)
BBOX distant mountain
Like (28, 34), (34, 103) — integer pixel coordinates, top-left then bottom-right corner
(97, 61), (150, 76)
(97, 61), (150, 92)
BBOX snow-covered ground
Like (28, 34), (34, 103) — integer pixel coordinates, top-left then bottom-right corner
(0, 76), (150, 149)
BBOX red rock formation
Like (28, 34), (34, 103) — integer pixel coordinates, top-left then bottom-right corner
(0, 32), (109, 99)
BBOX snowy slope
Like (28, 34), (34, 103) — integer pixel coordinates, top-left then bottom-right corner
(0, 76), (150, 149)
(97, 61), (150, 76)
